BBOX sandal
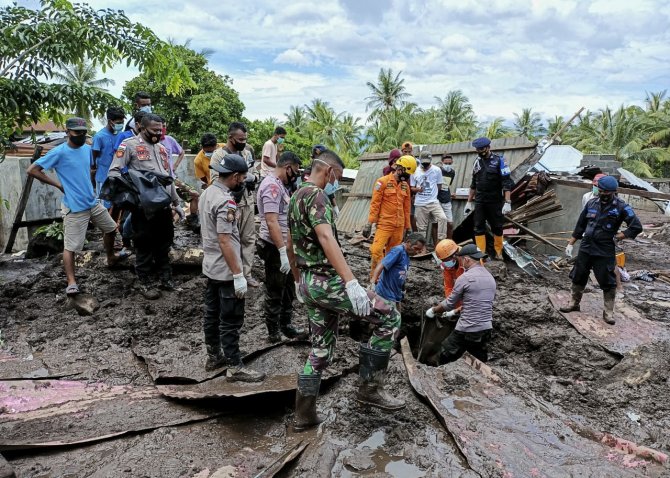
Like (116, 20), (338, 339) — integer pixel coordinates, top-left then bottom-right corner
(65, 283), (80, 296)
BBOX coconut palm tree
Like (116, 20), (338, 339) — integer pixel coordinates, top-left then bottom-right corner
(513, 108), (546, 140)
(365, 68), (411, 121)
(305, 99), (342, 149)
(644, 90), (667, 112)
(479, 117), (511, 139)
(53, 60), (114, 123)
(285, 105), (308, 133)
(434, 90), (477, 142)
(546, 115), (565, 138)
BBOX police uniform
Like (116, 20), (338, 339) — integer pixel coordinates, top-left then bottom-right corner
(368, 173), (411, 275)
(570, 196), (642, 290)
(210, 147), (257, 278)
(109, 135), (177, 285)
(199, 181), (245, 363)
(470, 151), (513, 257)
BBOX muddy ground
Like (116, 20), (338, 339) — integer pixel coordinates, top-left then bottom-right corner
(1, 210), (670, 477)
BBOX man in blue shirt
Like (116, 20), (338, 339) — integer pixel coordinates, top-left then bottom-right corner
(27, 117), (125, 296)
(92, 106), (125, 209)
(371, 232), (426, 305)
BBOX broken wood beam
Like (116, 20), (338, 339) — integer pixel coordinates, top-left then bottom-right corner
(507, 218), (564, 253)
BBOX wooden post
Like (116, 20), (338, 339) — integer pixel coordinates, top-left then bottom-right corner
(4, 145), (43, 253)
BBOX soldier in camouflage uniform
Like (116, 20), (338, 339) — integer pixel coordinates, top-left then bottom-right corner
(287, 150), (405, 432)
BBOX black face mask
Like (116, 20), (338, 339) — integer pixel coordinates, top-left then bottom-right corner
(70, 134), (86, 147)
(400, 172), (411, 182)
(148, 133), (161, 144)
(477, 151), (487, 159)
(600, 193), (614, 204)
(286, 168), (299, 184)
(231, 176), (245, 193)
(233, 140), (246, 152)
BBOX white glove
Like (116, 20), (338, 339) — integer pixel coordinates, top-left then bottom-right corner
(345, 279), (371, 317)
(425, 307), (435, 319)
(565, 244), (574, 257)
(278, 246), (290, 274)
(502, 202), (512, 215)
(464, 202), (474, 215)
(442, 309), (458, 319)
(294, 281), (305, 304)
(173, 205), (185, 220)
(233, 273), (247, 299)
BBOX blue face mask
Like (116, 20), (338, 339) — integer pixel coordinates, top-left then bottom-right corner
(324, 179), (339, 196)
(592, 186), (599, 195)
(113, 123), (123, 134)
(441, 259), (457, 269)
(139, 105), (152, 113)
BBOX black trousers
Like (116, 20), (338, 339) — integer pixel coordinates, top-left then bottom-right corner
(256, 239), (295, 333)
(473, 201), (504, 236)
(203, 278), (245, 363)
(569, 251), (616, 291)
(131, 208), (173, 282)
(440, 329), (492, 364)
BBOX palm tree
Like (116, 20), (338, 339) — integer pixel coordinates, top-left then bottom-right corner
(285, 105), (308, 133)
(644, 90), (667, 112)
(365, 68), (411, 121)
(53, 60), (114, 122)
(513, 108), (546, 140)
(479, 117), (511, 139)
(546, 115), (565, 138)
(434, 90), (477, 142)
(305, 99), (342, 149)
(336, 114), (364, 168)
(365, 103), (421, 153)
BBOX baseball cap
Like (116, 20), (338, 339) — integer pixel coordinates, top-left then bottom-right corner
(210, 153), (249, 174)
(65, 117), (88, 131)
(456, 243), (487, 259)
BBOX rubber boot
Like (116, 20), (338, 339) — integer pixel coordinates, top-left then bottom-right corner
(281, 323), (307, 340)
(559, 284), (584, 313)
(475, 235), (487, 255)
(602, 288), (616, 325)
(355, 344), (406, 411)
(204, 345), (226, 371)
(493, 235), (504, 260)
(294, 373), (324, 431)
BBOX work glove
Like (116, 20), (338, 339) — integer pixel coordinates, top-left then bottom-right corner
(502, 202), (512, 215)
(464, 202), (474, 215)
(294, 282), (305, 304)
(173, 205), (185, 221)
(362, 223), (372, 238)
(278, 246), (291, 274)
(345, 279), (371, 317)
(425, 307), (435, 319)
(565, 244), (574, 257)
(442, 309), (458, 319)
(233, 273), (247, 299)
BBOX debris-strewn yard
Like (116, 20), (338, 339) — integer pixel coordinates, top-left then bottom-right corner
(1, 211), (670, 477)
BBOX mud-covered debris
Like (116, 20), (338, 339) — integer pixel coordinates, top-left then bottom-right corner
(0, 453), (14, 478)
(67, 293), (100, 316)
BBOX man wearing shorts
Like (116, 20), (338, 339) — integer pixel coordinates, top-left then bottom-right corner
(27, 117), (124, 295)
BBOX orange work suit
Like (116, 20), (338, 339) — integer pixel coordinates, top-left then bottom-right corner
(442, 264), (465, 309)
(368, 174), (411, 274)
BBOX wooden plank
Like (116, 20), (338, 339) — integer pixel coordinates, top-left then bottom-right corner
(507, 218), (564, 253)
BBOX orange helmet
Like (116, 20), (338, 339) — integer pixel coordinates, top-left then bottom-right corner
(395, 155), (417, 175)
(435, 239), (459, 260)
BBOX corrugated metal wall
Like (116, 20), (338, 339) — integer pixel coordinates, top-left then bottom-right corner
(337, 137), (537, 233)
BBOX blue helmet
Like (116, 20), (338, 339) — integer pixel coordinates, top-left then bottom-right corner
(472, 137), (491, 149)
(597, 175), (618, 192)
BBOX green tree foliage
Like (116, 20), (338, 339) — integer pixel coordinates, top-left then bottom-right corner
(0, 0), (194, 149)
(365, 68), (410, 121)
(513, 108), (546, 140)
(52, 60), (114, 123)
(478, 117), (512, 139)
(123, 45), (244, 151)
(434, 90), (477, 141)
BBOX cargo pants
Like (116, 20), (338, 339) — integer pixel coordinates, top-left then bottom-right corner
(369, 226), (404, 276)
(298, 270), (401, 375)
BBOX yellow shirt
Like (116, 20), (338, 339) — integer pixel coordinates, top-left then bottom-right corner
(194, 143), (226, 186)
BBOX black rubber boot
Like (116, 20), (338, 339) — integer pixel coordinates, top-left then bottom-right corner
(603, 288), (616, 325)
(355, 344), (405, 411)
(281, 323), (307, 340)
(560, 283), (584, 313)
(294, 374), (324, 431)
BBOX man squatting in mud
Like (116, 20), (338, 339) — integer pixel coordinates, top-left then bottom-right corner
(286, 149), (406, 431)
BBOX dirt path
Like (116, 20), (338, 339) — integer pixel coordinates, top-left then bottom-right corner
(1, 213), (670, 477)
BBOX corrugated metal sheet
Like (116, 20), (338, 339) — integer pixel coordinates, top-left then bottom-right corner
(531, 145), (583, 173)
(337, 137), (537, 233)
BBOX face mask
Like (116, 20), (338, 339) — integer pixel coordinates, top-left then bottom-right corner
(139, 105), (152, 113)
(324, 170), (339, 196)
(277, 137), (285, 144)
(231, 178), (246, 193)
(69, 134), (86, 147)
(600, 193), (614, 204)
(477, 151), (487, 159)
(233, 140), (246, 152)
(592, 186), (599, 195)
(113, 123), (124, 134)
(422, 163), (431, 170)
(442, 165), (453, 173)
(149, 133), (161, 144)
(286, 167), (299, 184)
(440, 259), (457, 269)
(204, 152), (213, 158)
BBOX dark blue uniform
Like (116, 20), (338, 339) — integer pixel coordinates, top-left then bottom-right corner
(570, 197), (642, 290)
(470, 153), (513, 236)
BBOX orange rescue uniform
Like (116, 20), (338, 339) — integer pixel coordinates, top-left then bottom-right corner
(442, 265), (465, 308)
(368, 173), (411, 274)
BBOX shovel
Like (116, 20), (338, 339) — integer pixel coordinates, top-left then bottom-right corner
(502, 241), (541, 278)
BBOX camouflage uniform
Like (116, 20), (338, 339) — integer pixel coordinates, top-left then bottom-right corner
(289, 183), (401, 375)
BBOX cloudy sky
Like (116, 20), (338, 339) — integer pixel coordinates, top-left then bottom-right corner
(12, 0), (670, 124)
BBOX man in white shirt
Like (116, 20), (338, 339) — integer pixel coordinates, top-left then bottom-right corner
(260, 126), (287, 179)
(411, 151), (447, 247)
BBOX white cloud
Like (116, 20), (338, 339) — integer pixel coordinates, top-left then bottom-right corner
(274, 49), (311, 66)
